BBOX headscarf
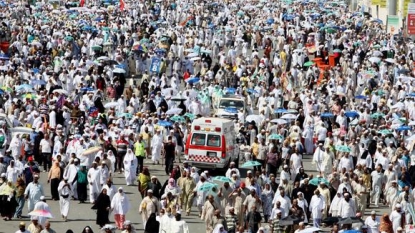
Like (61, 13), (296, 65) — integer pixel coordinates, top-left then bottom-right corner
(190, 167), (199, 183)
(257, 227), (265, 233)
(379, 214), (393, 233)
(81, 226), (94, 233)
(262, 183), (273, 195)
(144, 213), (160, 233)
(212, 224), (227, 233)
(167, 178), (176, 189)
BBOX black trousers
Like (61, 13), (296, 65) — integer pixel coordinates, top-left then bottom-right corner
(136, 156), (144, 174)
(42, 153), (52, 171)
(50, 178), (60, 200)
(116, 151), (126, 172)
(77, 182), (87, 202)
(165, 156), (174, 175)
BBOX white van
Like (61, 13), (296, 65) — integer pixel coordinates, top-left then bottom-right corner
(184, 117), (239, 170)
(214, 95), (247, 119)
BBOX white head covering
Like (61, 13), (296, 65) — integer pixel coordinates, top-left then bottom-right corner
(212, 224), (227, 233)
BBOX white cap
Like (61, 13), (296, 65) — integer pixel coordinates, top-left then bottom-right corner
(0, 173), (5, 178)
(247, 170), (252, 174)
(283, 165), (288, 169)
(396, 204), (402, 208)
(147, 189), (153, 193)
(371, 211), (376, 215)
(40, 196), (45, 200)
(397, 227), (403, 231)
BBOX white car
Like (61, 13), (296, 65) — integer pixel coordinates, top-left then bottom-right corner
(214, 95), (248, 119)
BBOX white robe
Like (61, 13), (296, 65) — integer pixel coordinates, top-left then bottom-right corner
(312, 148), (325, 172)
(151, 134), (163, 162)
(159, 214), (174, 233)
(87, 167), (101, 203)
(390, 210), (402, 233)
(64, 164), (79, 199)
(171, 220), (189, 233)
(123, 151), (137, 185)
(57, 181), (72, 217)
(309, 195), (325, 219)
(24, 182), (44, 212)
(337, 199), (356, 218)
(111, 193), (130, 215)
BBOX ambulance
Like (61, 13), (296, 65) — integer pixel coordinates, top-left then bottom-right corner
(184, 117), (239, 170)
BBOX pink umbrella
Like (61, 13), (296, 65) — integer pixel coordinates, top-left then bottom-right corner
(28, 209), (53, 218)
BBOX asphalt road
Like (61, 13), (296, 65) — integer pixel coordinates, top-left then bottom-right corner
(0, 154), (392, 233)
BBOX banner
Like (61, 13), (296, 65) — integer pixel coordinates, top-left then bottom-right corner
(149, 57), (161, 74)
(386, 15), (400, 34)
(407, 3), (415, 35)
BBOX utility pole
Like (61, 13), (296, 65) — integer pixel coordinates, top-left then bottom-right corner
(388, 0), (397, 15)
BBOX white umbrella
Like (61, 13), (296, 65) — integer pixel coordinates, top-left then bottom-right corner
(161, 88), (178, 97)
(281, 114), (298, 119)
(385, 58), (396, 63)
(113, 68), (126, 74)
(190, 57), (201, 61)
(391, 102), (404, 109)
(298, 227), (321, 233)
(185, 48), (195, 53)
(369, 57), (380, 63)
(53, 89), (69, 95)
(372, 51), (383, 57)
(405, 134), (415, 141)
(97, 56), (110, 61)
(270, 119), (287, 124)
(246, 115), (262, 126)
(77, 68), (88, 73)
(104, 102), (118, 108)
(166, 108), (183, 115)
(187, 52), (199, 58)
(30, 41), (42, 47)
(409, 121), (415, 126)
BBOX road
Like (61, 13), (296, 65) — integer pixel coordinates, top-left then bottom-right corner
(0, 154), (392, 233)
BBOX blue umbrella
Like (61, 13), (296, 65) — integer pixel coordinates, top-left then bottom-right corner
(213, 176), (232, 183)
(354, 95), (367, 99)
(345, 111), (359, 118)
(226, 87), (236, 94)
(408, 93), (415, 97)
(225, 107), (238, 114)
(17, 84), (33, 90)
(94, 17), (103, 22)
(80, 87), (95, 92)
(343, 230), (361, 233)
(320, 112), (334, 118)
(246, 88), (258, 94)
(157, 120), (172, 127)
(309, 177), (329, 186)
(0, 89), (4, 95)
(0, 54), (9, 60)
(31, 80), (46, 85)
(186, 77), (200, 85)
(275, 108), (288, 114)
(155, 48), (166, 53)
(197, 182), (218, 192)
(396, 125), (411, 131)
(266, 18), (274, 25)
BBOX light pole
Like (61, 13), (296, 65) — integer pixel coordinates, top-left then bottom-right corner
(388, 0), (397, 15)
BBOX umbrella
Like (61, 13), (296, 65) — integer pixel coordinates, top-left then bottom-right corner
(270, 119), (287, 125)
(333, 49), (342, 53)
(246, 88), (258, 94)
(113, 68), (126, 74)
(184, 113), (195, 120)
(82, 146), (102, 156)
(166, 108), (183, 115)
(241, 161), (262, 168)
(326, 28), (337, 34)
(118, 113), (133, 119)
(91, 45), (102, 51)
(52, 89), (69, 95)
(369, 57), (381, 63)
(186, 77), (200, 85)
(275, 108), (288, 114)
(225, 107), (238, 114)
(190, 57), (201, 61)
(171, 94), (187, 101)
(304, 61), (314, 67)
(385, 58), (395, 63)
(187, 52), (199, 58)
(309, 177), (329, 186)
(269, 134), (284, 140)
(320, 112), (334, 118)
(0, 54), (9, 60)
(281, 114), (297, 119)
(28, 209), (53, 218)
(226, 87), (236, 94)
(170, 115), (185, 122)
(344, 111), (359, 118)
(97, 56), (110, 61)
(1, 86), (12, 92)
(197, 182), (218, 192)
(104, 102), (118, 108)
(377, 129), (392, 135)
(354, 95), (367, 99)
(32, 79), (47, 85)
(336, 145), (351, 152)
(246, 115), (262, 125)
(371, 112), (385, 119)
(161, 88), (178, 97)
(157, 120), (173, 127)
(64, 36), (74, 41)
(16, 84), (34, 91)
(213, 176), (232, 183)
(298, 227), (322, 233)
(132, 44), (148, 52)
(396, 125), (411, 131)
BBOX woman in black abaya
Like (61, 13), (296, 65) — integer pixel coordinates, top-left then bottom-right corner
(144, 213), (159, 233)
(92, 188), (111, 227)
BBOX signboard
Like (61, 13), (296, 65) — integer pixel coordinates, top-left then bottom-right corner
(407, 3), (415, 35)
(372, 0), (386, 8)
(149, 57), (161, 74)
(386, 15), (400, 34)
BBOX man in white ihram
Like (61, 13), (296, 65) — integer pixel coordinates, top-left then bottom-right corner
(64, 158), (80, 200)
(24, 174), (44, 212)
(312, 143), (325, 176)
(87, 161), (101, 203)
(309, 189), (325, 228)
(390, 204), (403, 233)
(337, 193), (356, 218)
(151, 128), (163, 165)
(364, 211), (380, 233)
(370, 164), (385, 207)
(57, 178), (72, 222)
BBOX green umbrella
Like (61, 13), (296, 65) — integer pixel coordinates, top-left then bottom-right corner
(197, 182), (218, 192)
(304, 61), (314, 67)
(34, 12), (42, 17)
(118, 113), (132, 119)
(1, 86), (12, 92)
(371, 112), (385, 119)
(335, 145), (351, 152)
(399, 117), (407, 123)
(184, 113), (195, 120)
(69, 14), (77, 19)
(241, 161), (262, 168)
(65, 36), (74, 41)
(269, 134), (284, 140)
(170, 115), (185, 122)
(102, 27), (110, 31)
(333, 49), (342, 53)
(213, 176), (232, 183)
(309, 177), (330, 186)
(378, 129), (392, 135)
(326, 28), (337, 34)
(92, 45), (102, 51)
(372, 44), (381, 49)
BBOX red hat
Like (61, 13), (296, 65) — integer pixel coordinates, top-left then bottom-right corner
(28, 157), (34, 162)
(240, 182), (246, 189)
